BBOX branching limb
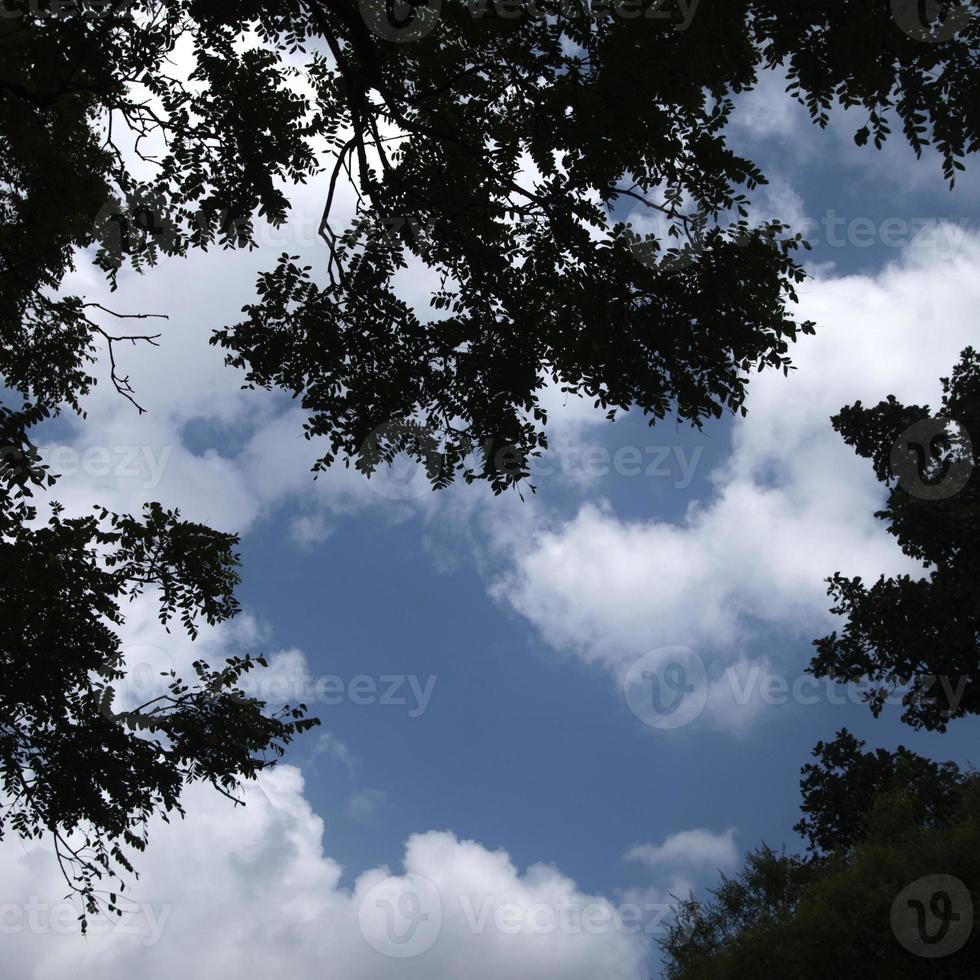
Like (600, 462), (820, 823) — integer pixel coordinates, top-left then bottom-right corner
(83, 304), (167, 415)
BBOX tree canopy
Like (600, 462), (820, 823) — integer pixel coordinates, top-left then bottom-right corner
(4, 1), (980, 486)
(663, 350), (980, 975)
(812, 347), (980, 730)
(0, 402), (318, 926)
(661, 734), (980, 978)
(2, 0), (979, 939)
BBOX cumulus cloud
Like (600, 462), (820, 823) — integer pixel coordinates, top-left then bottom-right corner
(616, 829), (740, 927)
(45, 196), (384, 544)
(490, 230), (980, 729)
(0, 591), (705, 980)
(0, 768), (651, 980)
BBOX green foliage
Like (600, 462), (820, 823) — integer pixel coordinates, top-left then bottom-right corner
(661, 737), (980, 979)
(795, 729), (967, 855)
(811, 348), (980, 730)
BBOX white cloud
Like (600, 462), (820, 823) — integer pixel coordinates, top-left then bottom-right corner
(311, 732), (357, 776)
(0, 768), (650, 979)
(490, 230), (980, 729)
(625, 828), (738, 876)
(616, 829), (740, 923)
(0, 588), (705, 978)
(732, 67), (980, 202)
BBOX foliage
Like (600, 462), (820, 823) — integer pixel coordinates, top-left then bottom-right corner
(4, 1), (979, 490)
(812, 348), (980, 730)
(0, 407), (318, 925)
(3, 0), (979, 933)
(661, 736), (980, 979)
(795, 729), (968, 855)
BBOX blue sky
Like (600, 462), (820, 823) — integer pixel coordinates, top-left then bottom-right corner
(3, 45), (980, 980)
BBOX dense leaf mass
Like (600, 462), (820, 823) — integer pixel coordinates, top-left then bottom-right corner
(2, 0), (979, 932)
(794, 729), (967, 854)
(0, 404), (318, 924)
(661, 734), (980, 978)
(812, 348), (980, 730)
(3, 1), (979, 486)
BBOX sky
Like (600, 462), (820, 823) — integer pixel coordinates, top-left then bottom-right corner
(3, 26), (980, 980)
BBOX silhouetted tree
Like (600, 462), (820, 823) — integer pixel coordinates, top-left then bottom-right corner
(812, 348), (980, 730)
(2, 0), (978, 930)
(0, 403), (318, 927)
(795, 729), (968, 855)
(661, 736), (979, 978)
(4, 1), (979, 488)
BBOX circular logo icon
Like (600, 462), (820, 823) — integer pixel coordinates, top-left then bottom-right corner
(891, 874), (973, 957)
(357, 873), (442, 958)
(890, 417), (973, 501)
(623, 646), (707, 730)
(628, 232), (702, 273)
(98, 646), (170, 729)
(359, 0), (441, 41)
(891, 0), (972, 42)
(358, 419), (448, 501)
(93, 195), (179, 269)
